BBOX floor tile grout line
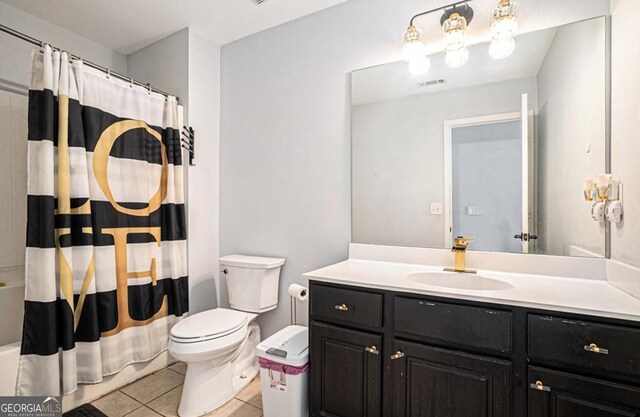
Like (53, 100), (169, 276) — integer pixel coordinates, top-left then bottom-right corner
(119, 368), (185, 406)
(234, 397), (263, 411)
(117, 389), (146, 410)
(120, 402), (147, 417)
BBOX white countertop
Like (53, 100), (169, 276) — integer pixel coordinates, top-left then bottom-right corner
(303, 259), (640, 323)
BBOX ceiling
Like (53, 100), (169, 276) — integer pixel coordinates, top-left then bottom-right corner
(0, 0), (348, 54)
(352, 27), (558, 106)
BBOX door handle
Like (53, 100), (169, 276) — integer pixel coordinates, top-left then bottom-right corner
(514, 233), (538, 241)
(530, 380), (550, 392)
(584, 343), (609, 355)
(390, 351), (405, 360)
(334, 304), (348, 311)
(365, 346), (379, 355)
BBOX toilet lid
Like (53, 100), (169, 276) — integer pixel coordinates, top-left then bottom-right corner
(170, 308), (248, 342)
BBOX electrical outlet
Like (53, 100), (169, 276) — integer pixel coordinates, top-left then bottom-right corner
(430, 203), (443, 215)
(467, 206), (483, 216)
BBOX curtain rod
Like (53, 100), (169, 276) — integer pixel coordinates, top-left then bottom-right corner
(0, 23), (179, 101)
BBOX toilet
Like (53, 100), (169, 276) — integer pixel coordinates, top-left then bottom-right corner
(168, 255), (285, 417)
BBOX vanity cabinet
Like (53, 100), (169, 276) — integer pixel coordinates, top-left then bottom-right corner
(309, 281), (640, 417)
(528, 367), (640, 416)
(309, 321), (382, 417)
(390, 340), (512, 417)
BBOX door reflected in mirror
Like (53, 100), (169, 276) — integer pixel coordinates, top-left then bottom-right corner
(352, 16), (608, 258)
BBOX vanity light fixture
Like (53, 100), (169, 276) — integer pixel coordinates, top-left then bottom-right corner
(441, 5), (473, 68)
(490, 0), (518, 59)
(402, 25), (431, 75)
(402, 0), (473, 75)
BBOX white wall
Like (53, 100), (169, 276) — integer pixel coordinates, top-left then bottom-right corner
(0, 2), (127, 90)
(128, 28), (221, 314)
(611, 0), (640, 268)
(608, 0), (640, 298)
(186, 30), (221, 314)
(219, 0), (612, 339)
(352, 77), (536, 249)
(536, 18), (607, 257)
(0, 90), (27, 269)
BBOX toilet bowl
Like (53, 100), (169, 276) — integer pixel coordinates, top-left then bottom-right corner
(168, 255), (285, 417)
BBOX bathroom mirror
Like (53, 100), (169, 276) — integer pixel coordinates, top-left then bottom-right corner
(351, 16), (609, 258)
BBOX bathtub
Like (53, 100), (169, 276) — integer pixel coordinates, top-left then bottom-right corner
(0, 268), (25, 396)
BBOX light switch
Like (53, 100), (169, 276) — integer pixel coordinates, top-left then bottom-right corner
(467, 206), (482, 216)
(430, 203), (443, 215)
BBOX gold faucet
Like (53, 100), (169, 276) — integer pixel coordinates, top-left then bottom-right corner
(444, 236), (477, 274)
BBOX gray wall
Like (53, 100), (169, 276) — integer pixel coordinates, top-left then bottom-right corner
(219, 0), (612, 339)
(352, 77), (536, 248)
(0, 2), (127, 90)
(536, 18), (607, 257)
(128, 29), (222, 315)
(452, 121), (522, 253)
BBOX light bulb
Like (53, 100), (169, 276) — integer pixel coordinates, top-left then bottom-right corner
(402, 25), (426, 62)
(489, 37), (515, 59)
(442, 12), (468, 52)
(489, 0), (518, 60)
(446, 47), (469, 68)
(402, 40), (426, 62)
(491, 15), (518, 39)
(442, 12), (469, 68)
(408, 56), (431, 75)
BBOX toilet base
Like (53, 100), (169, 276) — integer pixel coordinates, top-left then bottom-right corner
(177, 324), (261, 417)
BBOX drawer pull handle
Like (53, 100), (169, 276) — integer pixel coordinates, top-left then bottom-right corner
(530, 380), (550, 392)
(390, 351), (405, 360)
(584, 343), (609, 355)
(334, 304), (349, 311)
(365, 346), (379, 355)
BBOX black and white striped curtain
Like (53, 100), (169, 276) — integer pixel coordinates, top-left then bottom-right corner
(16, 46), (189, 396)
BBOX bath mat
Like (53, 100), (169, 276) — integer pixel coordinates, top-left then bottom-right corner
(63, 404), (108, 417)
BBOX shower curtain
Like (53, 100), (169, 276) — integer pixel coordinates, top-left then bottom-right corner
(16, 45), (189, 396)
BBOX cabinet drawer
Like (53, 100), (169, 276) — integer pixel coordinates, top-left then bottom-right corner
(528, 315), (640, 378)
(528, 366), (640, 416)
(310, 284), (383, 329)
(395, 297), (513, 353)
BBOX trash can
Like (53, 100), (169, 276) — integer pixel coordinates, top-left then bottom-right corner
(257, 325), (309, 417)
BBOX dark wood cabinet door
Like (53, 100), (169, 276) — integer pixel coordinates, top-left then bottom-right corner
(528, 367), (640, 417)
(391, 340), (512, 417)
(310, 321), (382, 417)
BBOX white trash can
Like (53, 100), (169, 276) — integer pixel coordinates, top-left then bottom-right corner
(257, 325), (309, 417)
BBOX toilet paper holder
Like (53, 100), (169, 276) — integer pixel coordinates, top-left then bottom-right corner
(288, 284), (308, 325)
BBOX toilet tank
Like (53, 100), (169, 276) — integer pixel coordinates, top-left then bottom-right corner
(220, 255), (285, 313)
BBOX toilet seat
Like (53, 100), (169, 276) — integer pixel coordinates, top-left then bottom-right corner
(170, 308), (249, 344)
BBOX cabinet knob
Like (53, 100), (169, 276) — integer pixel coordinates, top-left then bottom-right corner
(584, 343), (609, 355)
(530, 380), (550, 392)
(390, 351), (405, 360)
(334, 304), (349, 311)
(365, 346), (379, 355)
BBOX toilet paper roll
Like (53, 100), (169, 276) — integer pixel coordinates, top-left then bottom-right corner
(288, 284), (309, 301)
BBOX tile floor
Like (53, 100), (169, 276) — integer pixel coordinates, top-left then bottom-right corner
(91, 363), (263, 417)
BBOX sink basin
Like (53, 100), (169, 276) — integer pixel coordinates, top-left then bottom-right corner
(407, 272), (513, 291)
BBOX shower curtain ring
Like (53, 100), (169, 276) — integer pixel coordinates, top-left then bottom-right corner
(106, 69), (111, 80)
(129, 78), (133, 88)
(146, 83), (152, 95)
